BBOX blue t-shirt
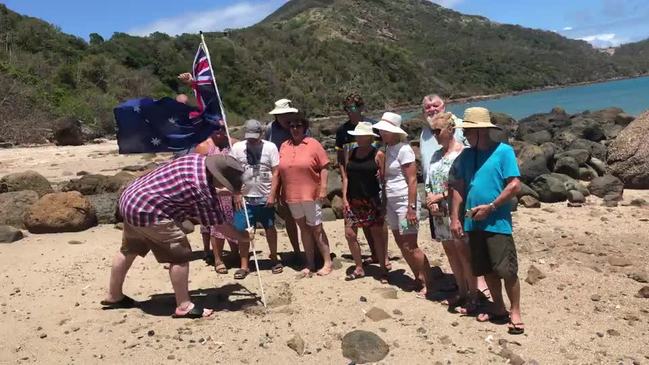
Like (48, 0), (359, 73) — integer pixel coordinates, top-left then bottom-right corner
(451, 143), (520, 234)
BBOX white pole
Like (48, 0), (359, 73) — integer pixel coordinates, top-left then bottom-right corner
(200, 31), (267, 308)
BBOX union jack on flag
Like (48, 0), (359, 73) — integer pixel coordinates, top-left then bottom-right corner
(192, 43), (223, 125)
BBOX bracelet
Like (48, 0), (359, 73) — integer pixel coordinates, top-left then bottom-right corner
(489, 202), (496, 211)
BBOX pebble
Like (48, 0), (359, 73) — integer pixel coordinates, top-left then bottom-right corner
(359, 296), (367, 302)
(147, 330), (155, 337)
(67, 240), (83, 245)
(39, 333), (47, 339)
(286, 334), (305, 356)
(636, 286), (649, 298)
(591, 294), (601, 302)
(606, 329), (621, 336)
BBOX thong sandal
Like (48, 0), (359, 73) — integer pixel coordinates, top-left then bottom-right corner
(345, 272), (365, 281)
(508, 322), (525, 335)
(234, 269), (249, 280)
(100, 295), (137, 309)
(214, 263), (228, 274)
(172, 303), (211, 319)
(271, 262), (284, 274)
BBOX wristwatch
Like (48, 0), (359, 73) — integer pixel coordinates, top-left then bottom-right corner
(409, 203), (417, 210)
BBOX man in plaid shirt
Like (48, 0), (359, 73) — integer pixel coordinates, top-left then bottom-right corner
(102, 154), (252, 319)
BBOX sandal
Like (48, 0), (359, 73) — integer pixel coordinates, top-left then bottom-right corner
(100, 295), (137, 309)
(508, 322), (525, 335)
(477, 288), (492, 302)
(345, 271), (365, 281)
(477, 311), (510, 324)
(214, 263), (228, 274)
(271, 262), (284, 274)
(234, 269), (249, 280)
(172, 303), (212, 319)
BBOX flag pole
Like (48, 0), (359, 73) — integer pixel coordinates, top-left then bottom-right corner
(200, 31), (267, 308)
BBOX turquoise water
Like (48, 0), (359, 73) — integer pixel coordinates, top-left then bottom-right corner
(405, 76), (649, 120)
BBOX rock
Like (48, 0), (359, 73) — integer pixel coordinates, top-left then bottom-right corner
(490, 112), (517, 142)
(525, 265), (546, 285)
(602, 195), (619, 207)
(590, 294), (601, 302)
(286, 334), (305, 356)
(516, 116), (552, 140)
(53, 117), (84, 146)
(608, 256), (632, 267)
(636, 286), (649, 298)
(321, 208), (337, 222)
(578, 166), (598, 181)
(62, 172), (136, 195)
(24, 192), (97, 233)
(326, 169), (342, 198)
(628, 272), (648, 283)
(0, 191), (39, 228)
(68, 240), (83, 245)
(614, 113), (634, 126)
(522, 130), (553, 145)
(87, 193), (119, 224)
(519, 195), (540, 208)
(517, 182), (539, 199)
(587, 157), (607, 176)
(567, 190), (585, 204)
(0, 225), (23, 243)
(330, 196), (344, 219)
(372, 287), (398, 299)
(606, 329), (621, 336)
(365, 307), (391, 322)
(589, 175), (624, 200)
(608, 110), (649, 188)
(530, 174), (567, 203)
(520, 155), (551, 183)
(555, 149), (590, 165)
(341, 330), (389, 364)
(569, 139), (607, 161)
(629, 198), (648, 207)
(540, 142), (561, 160)
(553, 157), (580, 179)
(0, 171), (53, 197)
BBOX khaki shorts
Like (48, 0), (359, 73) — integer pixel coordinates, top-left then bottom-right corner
(121, 220), (192, 264)
(468, 231), (518, 279)
(288, 201), (322, 226)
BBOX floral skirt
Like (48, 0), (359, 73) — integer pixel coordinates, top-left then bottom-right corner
(200, 195), (237, 241)
(344, 197), (384, 229)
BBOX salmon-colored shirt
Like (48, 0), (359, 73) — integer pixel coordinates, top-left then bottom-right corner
(279, 137), (330, 203)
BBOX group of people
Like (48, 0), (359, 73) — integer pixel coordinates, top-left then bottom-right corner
(101, 88), (525, 334)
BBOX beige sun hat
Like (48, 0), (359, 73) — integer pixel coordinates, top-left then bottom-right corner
(373, 112), (407, 135)
(347, 121), (379, 137)
(268, 98), (298, 115)
(459, 107), (499, 129)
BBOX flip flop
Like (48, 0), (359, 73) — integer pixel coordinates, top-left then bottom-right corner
(172, 303), (212, 319)
(100, 295), (137, 309)
(477, 312), (510, 324)
(345, 272), (365, 281)
(214, 263), (228, 274)
(233, 269), (249, 280)
(271, 262), (284, 274)
(508, 322), (525, 335)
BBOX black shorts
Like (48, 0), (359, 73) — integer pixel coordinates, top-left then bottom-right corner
(468, 231), (518, 279)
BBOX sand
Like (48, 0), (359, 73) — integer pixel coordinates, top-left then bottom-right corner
(1, 141), (648, 364)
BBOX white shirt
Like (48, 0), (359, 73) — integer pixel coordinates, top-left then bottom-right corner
(229, 140), (279, 199)
(385, 142), (416, 198)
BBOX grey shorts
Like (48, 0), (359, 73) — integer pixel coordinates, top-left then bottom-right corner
(468, 231), (518, 279)
(121, 220), (192, 264)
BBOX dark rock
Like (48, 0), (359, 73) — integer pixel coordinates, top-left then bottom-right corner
(589, 175), (624, 200)
(606, 329), (621, 336)
(516, 116), (552, 140)
(540, 142), (561, 161)
(520, 155), (551, 183)
(553, 157), (580, 179)
(636, 286), (649, 298)
(522, 130), (553, 145)
(490, 112), (517, 141)
(549, 173), (589, 196)
(53, 118), (84, 146)
(0, 225), (23, 243)
(614, 113), (634, 126)
(555, 149), (590, 165)
(0, 171), (53, 197)
(341, 330), (389, 364)
(24, 192), (97, 233)
(321, 208), (337, 222)
(530, 174), (567, 203)
(525, 265), (546, 285)
(87, 193), (119, 224)
(286, 334), (305, 356)
(0, 191), (39, 228)
(629, 198), (647, 207)
(517, 182), (539, 200)
(587, 157), (607, 176)
(590, 294), (601, 302)
(602, 195), (619, 207)
(567, 190), (585, 204)
(607, 110), (649, 188)
(519, 195), (540, 208)
(365, 307), (391, 322)
(578, 166), (598, 181)
(569, 139), (607, 161)
(0, 142), (13, 148)
(62, 172), (136, 195)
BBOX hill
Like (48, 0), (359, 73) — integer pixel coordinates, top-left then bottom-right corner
(1, 0), (648, 144)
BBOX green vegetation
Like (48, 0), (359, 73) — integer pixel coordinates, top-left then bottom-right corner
(1, 0), (648, 144)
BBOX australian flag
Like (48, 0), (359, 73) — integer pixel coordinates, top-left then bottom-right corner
(115, 42), (224, 154)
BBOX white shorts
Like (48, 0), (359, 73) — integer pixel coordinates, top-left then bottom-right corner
(288, 201), (322, 226)
(386, 195), (419, 235)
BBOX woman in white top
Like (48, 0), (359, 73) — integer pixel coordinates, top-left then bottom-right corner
(374, 112), (432, 298)
(425, 113), (478, 312)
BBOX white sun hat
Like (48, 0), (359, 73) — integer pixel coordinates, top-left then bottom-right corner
(373, 112), (407, 135)
(347, 121), (379, 137)
(268, 98), (298, 115)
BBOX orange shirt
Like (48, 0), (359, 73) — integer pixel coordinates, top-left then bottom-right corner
(278, 137), (330, 203)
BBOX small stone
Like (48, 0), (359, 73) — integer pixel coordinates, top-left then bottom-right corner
(147, 330), (155, 337)
(590, 294), (601, 302)
(341, 330), (389, 363)
(39, 333), (47, 339)
(167, 355), (175, 360)
(596, 332), (604, 337)
(439, 335), (452, 346)
(606, 329), (620, 336)
(359, 296), (367, 302)
(636, 286), (649, 298)
(608, 256), (632, 267)
(525, 265), (546, 285)
(392, 309), (403, 316)
(68, 240), (84, 245)
(416, 327), (426, 334)
(365, 307), (391, 322)
(520, 196), (541, 208)
(628, 272), (649, 283)
(451, 321), (459, 327)
(286, 334), (305, 356)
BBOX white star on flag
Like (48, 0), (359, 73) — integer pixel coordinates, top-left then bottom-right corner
(144, 119), (150, 124)
(168, 117), (178, 125)
(151, 137), (161, 146)
(132, 105), (141, 113)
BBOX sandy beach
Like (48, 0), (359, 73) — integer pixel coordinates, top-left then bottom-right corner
(1, 141), (648, 364)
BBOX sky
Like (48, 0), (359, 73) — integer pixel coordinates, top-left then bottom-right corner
(4, 0), (649, 48)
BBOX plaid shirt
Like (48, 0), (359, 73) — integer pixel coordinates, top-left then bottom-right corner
(119, 154), (224, 227)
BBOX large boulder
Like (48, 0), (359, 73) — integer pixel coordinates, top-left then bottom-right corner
(0, 190), (39, 229)
(607, 110), (649, 188)
(578, 166), (598, 181)
(87, 193), (120, 224)
(589, 175), (624, 200)
(553, 157), (579, 179)
(517, 182), (539, 199)
(549, 173), (590, 196)
(587, 157), (607, 176)
(522, 130), (553, 145)
(516, 143), (550, 183)
(530, 174), (568, 203)
(569, 139), (607, 161)
(0, 171), (53, 197)
(62, 172), (136, 195)
(555, 149), (590, 165)
(24, 192), (97, 233)
(53, 117), (84, 146)
(490, 112), (517, 142)
(0, 225), (23, 243)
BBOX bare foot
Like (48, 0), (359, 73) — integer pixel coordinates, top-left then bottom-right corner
(317, 264), (333, 276)
(295, 268), (313, 279)
(173, 303), (214, 318)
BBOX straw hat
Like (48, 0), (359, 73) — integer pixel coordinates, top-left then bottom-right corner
(205, 155), (244, 193)
(459, 107), (499, 129)
(373, 112), (407, 135)
(268, 98), (298, 115)
(347, 122), (379, 137)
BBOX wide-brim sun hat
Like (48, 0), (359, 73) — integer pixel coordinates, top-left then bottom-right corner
(205, 155), (244, 192)
(347, 121), (379, 137)
(459, 107), (499, 129)
(372, 112), (407, 135)
(268, 98), (298, 115)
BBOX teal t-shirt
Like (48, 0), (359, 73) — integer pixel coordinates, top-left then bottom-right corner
(451, 143), (520, 234)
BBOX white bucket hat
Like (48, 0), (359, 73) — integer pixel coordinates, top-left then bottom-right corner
(268, 98), (298, 115)
(459, 107), (499, 129)
(347, 122), (379, 137)
(373, 112), (407, 135)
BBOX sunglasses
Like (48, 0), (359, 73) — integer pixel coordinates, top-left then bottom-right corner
(345, 105), (362, 113)
(431, 128), (442, 136)
(289, 124), (304, 129)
